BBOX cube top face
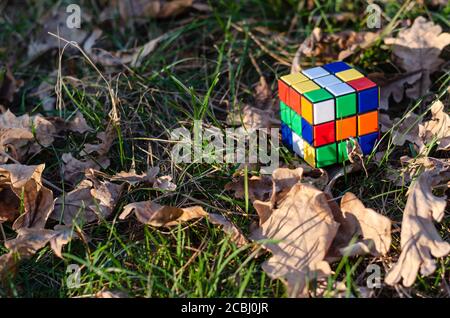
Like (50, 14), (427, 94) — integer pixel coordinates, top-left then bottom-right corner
(303, 88), (333, 103)
(347, 77), (376, 91)
(314, 75), (342, 88)
(278, 62), (380, 168)
(280, 73), (308, 86)
(292, 80), (320, 94)
(322, 61), (351, 74)
(335, 69), (364, 82)
(302, 66), (330, 79)
(326, 82), (355, 97)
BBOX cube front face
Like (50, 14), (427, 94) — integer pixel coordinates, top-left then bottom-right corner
(278, 62), (380, 168)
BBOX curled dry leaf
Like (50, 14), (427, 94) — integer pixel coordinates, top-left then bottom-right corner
(335, 192), (391, 258)
(0, 65), (24, 105)
(0, 164), (54, 230)
(227, 74), (279, 129)
(95, 290), (130, 298)
(291, 28), (379, 73)
(49, 111), (94, 135)
(83, 124), (116, 156)
(90, 167), (177, 191)
(0, 225), (77, 279)
(99, 0), (196, 22)
(246, 167), (391, 296)
(61, 153), (110, 185)
(120, 201), (206, 227)
(384, 17), (450, 100)
(386, 156), (450, 188)
(379, 99), (449, 153)
(225, 174), (273, 203)
(51, 173), (123, 226)
(27, 9), (89, 60)
(385, 170), (450, 287)
(119, 201), (247, 246)
(368, 71), (423, 110)
(0, 110), (56, 163)
(84, 28), (168, 67)
(225, 166), (325, 207)
(251, 183), (339, 297)
(419, 100), (450, 151)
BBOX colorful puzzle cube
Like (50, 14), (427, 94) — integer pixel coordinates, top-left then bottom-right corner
(279, 62), (379, 168)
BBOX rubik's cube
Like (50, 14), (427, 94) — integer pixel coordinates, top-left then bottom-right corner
(278, 62), (379, 168)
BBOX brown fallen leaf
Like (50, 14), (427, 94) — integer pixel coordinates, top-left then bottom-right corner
(90, 167), (176, 191)
(27, 9), (89, 60)
(0, 65), (24, 105)
(225, 174), (274, 203)
(385, 169), (450, 287)
(0, 110), (56, 162)
(119, 201), (247, 246)
(368, 71), (423, 110)
(61, 153), (110, 185)
(0, 225), (77, 280)
(335, 192), (391, 258)
(226, 72), (279, 130)
(378, 99), (448, 153)
(207, 213), (248, 247)
(291, 28), (379, 73)
(49, 111), (94, 135)
(251, 183), (339, 297)
(51, 173), (123, 226)
(0, 164), (54, 230)
(84, 28), (169, 67)
(225, 166), (325, 207)
(384, 17), (450, 100)
(99, 0), (196, 22)
(119, 201), (205, 227)
(95, 290), (130, 298)
(419, 100), (450, 151)
(83, 124), (116, 156)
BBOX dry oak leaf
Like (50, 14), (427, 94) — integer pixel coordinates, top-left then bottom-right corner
(119, 202), (248, 246)
(84, 28), (169, 67)
(120, 201), (206, 227)
(385, 170), (450, 287)
(419, 100), (450, 151)
(51, 174), (123, 226)
(368, 71), (423, 110)
(379, 99), (449, 153)
(251, 183), (339, 297)
(27, 9), (89, 60)
(61, 153), (110, 185)
(95, 290), (130, 298)
(336, 192), (392, 258)
(225, 166), (325, 207)
(291, 28), (379, 73)
(91, 167), (177, 191)
(83, 124), (116, 156)
(99, 0), (197, 22)
(0, 65), (24, 105)
(225, 174), (273, 203)
(0, 110), (56, 162)
(49, 111), (94, 135)
(0, 225), (77, 279)
(0, 164), (54, 230)
(227, 75), (279, 129)
(384, 17), (450, 100)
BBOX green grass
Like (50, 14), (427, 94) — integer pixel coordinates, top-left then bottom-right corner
(0, 0), (449, 298)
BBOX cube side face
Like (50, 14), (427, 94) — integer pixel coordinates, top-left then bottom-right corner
(278, 63), (379, 168)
